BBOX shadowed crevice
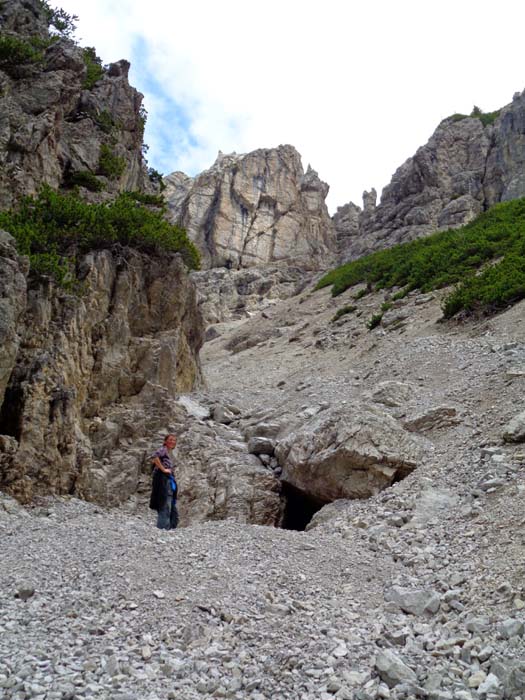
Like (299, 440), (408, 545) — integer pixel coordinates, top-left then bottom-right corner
(280, 482), (327, 531)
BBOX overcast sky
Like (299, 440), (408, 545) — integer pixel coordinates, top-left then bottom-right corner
(59, 0), (525, 213)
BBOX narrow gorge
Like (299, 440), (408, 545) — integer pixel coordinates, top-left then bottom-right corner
(1, 2), (525, 699)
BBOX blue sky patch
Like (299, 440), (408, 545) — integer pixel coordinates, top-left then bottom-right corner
(128, 36), (199, 177)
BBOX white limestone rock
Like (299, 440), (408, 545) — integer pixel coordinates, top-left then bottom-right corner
(164, 145), (336, 270)
(275, 402), (428, 502)
(502, 410), (525, 442)
(375, 649), (417, 688)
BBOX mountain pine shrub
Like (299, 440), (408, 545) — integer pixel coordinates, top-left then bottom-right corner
(82, 46), (104, 89)
(331, 304), (357, 322)
(98, 145), (126, 179)
(0, 187), (200, 285)
(317, 198), (525, 319)
(66, 170), (104, 192)
(0, 34), (48, 74)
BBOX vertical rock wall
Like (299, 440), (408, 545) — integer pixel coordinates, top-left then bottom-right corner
(0, 246), (204, 504)
(335, 89), (525, 260)
(164, 146), (336, 270)
(0, 0), (153, 209)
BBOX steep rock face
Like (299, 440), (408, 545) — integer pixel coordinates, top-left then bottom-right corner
(332, 201), (361, 251)
(0, 0), (152, 209)
(0, 232), (27, 403)
(337, 89), (525, 259)
(344, 118), (490, 259)
(164, 146), (336, 269)
(484, 92), (525, 205)
(0, 248), (204, 504)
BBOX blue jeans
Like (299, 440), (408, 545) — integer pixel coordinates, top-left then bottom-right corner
(157, 493), (179, 530)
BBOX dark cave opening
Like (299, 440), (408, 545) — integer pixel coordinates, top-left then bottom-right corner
(0, 384), (24, 440)
(280, 482), (327, 531)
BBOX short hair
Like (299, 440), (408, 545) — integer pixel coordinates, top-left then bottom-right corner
(163, 434), (177, 444)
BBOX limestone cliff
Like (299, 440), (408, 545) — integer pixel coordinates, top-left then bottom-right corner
(0, 232), (204, 504)
(0, 0), (154, 209)
(337, 89), (525, 259)
(0, 1), (284, 525)
(164, 146), (337, 269)
(0, 0), (208, 510)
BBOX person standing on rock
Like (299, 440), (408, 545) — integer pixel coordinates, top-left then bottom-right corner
(149, 434), (179, 530)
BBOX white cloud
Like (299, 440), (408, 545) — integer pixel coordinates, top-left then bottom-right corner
(59, 0), (525, 212)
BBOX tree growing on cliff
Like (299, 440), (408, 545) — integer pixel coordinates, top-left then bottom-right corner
(37, 1), (78, 38)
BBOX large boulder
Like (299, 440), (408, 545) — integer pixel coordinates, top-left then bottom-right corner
(275, 403), (427, 503)
(164, 146), (336, 269)
(502, 410), (525, 443)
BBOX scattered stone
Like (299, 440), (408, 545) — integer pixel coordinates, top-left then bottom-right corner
(498, 618), (524, 638)
(384, 586), (441, 616)
(15, 585), (35, 601)
(503, 411), (525, 442)
(375, 649), (417, 687)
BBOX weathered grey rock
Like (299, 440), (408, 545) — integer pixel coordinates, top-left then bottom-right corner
(15, 584), (35, 601)
(0, 231), (27, 405)
(409, 488), (459, 527)
(465, 617), (491, 634)
(225, 327), (282, 354)
(478, 673), (500, 695)
(502, 410), (525, 443)
(498, 618), (524, 639)
(243, 422), (282, 441)
(370, 381), (417, 408)
(0, 488), (28, 516)
(0, 249), (204, 504)
(169, 401), (282, 525)
(490, 659), (525, 699)
(0, 0), (155, 210)
(384, 586), (441, 616)
(333, 201), (361, 256)
(275, 403), (427, 502)
(212, 406), (236, 424)
(484, 90), (525, 205)
(375, 649), (417, 688)
(403, 406), (460, 433)
(344, 117), (489, 259)
(381, 308), (411, 330)
(165, 146), (336, 269)
(247, 437), (275, 456)
(191, 264), (311, 324)
(337, 89), (525, 260)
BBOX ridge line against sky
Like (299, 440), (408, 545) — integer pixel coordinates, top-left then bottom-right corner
(59, 0), (525, 213)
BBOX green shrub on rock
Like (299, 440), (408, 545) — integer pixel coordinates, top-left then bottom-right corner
(0, 187), (200, 285)
(98, 144), (126, 179)
(66, 170), (104, 192)
(441, 106), (501, 128)
(126, 191), (165, 208)
(0, 34), (45, 73)
(367, 313), (383, 330)
(92, 109), (116, 134)
(37, 1), (78, 38)
(331, 305), (356, 322)
(317, 198), (525, 319)
(148, 168), (166, 192)
(82, 46), (104, 89)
